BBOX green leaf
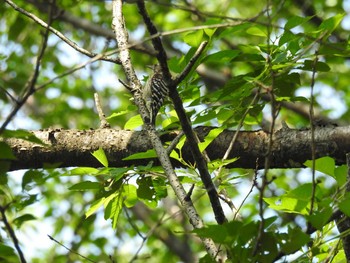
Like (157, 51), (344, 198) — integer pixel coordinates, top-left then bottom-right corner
(264, 196), (309, 215)
(208, 157), (239, 171)
(280, 226), (311, 254)
(70, 167), (100, 175)
(307, 207), (332, 230)
(2, 129), (45, 145)
(218, 22), (251, 38)
(152, 177), (168, 199)
(0, 142), (16, 160)
(319, 13), (345, 33)
(202, 50), (240, 63)
(86, 192), (117, 218)
(137, 176), (155, 200)
(123, 149), (157, 160)
(246, 26), (267, 37)
(92, 147), (108, 167)
(300, 60), (331, 72)
(339, 194), (350, 217)
(198, 127), (224, 153)
(184, 30), (204, 47)
(334, 165), (347, 185)
(284, 16), (312, 30)
(110, 167), (130, 181)
(304, 156), (335, 177)
(86, 198), (105, 218)
(107, 110), (129, 119)
(287, 183), (317, 200)
(193, 224), (228, 244)
(279, 31), (297, 46)
(0, 172), (8, 185)
(104, 194), (123, 229)
(275, 96), (308, 102)
(68, 181), (101, 191)
(13, 214), (37, 228)
(124, 114), (143, 130)
(123, 184), (138, 208)
(0, 244), (19, 262)
(21, 170), (45, 190)
(136, 176), (166, 207)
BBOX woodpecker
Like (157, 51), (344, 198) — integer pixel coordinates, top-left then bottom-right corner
(142, 65), (168, 125)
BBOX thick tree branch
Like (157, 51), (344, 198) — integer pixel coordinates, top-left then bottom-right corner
(137, 0), (227, 225)
(111, 0), (221, 260)
(4, 126), (350, 171)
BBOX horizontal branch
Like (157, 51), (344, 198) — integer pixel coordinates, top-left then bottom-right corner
(4, 126), (350, 171)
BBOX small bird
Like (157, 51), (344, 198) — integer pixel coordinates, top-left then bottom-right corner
(142, 65), (168, 125)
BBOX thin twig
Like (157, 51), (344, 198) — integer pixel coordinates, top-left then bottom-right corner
(219, 90), (260, 168)
(1, 0), (53, 132)
(124, 207), (145, 239)
(129, 212), (167, 263)
(214, 91), (259, 215)
(307, 50), (319, 236)
(35, 52), (107, 92)
(253, 2), (276, 255)
(166, 131), (184, 155)
(94, 93), (110, 129)
(4, 0), (120, 64)
(173, 41), (208, 85)
(0, 205), (26, 263)
(48, 235), (96, 263)
(234, 159), (260, 220)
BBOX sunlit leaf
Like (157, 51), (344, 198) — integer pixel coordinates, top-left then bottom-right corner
(334, 165), (347, 185)
(123, 149), (157, 160)
(319, 13), (345, 33)
(2, 130), (45, 145)
(70, 167), (100, 175)
(86, 198), (106, 218)
(184, 30), (204, 47)
(92, 147), (109, 167)
(264, 196), (309, 215)
(124, 114), (143, 130)
(123, 184), (138, 208)
(304, 156), (335, 177)
(105, 194), (123, 229)
(246, 26), (267, 37)
(198, 127), (224, 153)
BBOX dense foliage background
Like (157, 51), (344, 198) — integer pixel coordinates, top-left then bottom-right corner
(1, 0), (350, 262)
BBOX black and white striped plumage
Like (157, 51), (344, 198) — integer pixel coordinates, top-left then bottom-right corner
(142, 65), (168, 125)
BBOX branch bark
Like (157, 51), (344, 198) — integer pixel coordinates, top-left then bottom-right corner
(4, 126), (350, 171)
